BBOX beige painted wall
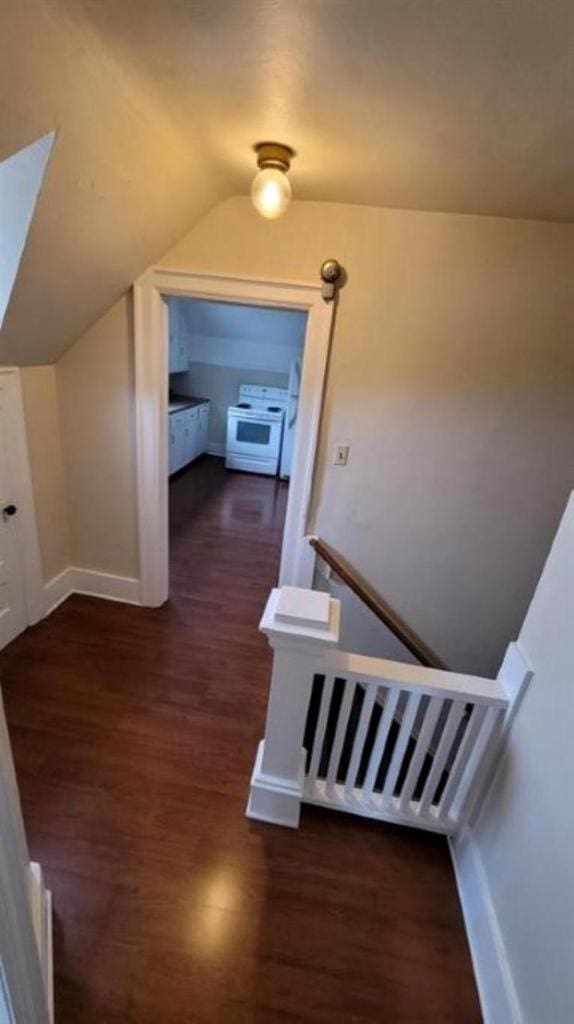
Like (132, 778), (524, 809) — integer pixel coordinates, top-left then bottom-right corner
(163, 198), (574, 674)
(56, 297), (138, 578)
(55, 197), (573, 674)
(19, 365), (70, 581)
(469, 492), (574, 1022)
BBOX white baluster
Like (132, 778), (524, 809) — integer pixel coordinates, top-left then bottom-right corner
(418, 700), (466, 819)
(447, 706), (505, 827)
(380, 692), (422, 810)
(434, 704), (488, 822)
(325, 679), (356, 797)
(246, 586), (340, 828)
(398, 695), (443, 815)
(306, 675), (335, 787)
(344, 683), (377, 801)
(361, 687), (400, 802)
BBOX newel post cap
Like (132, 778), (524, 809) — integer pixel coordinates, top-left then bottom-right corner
(260, 587), (340, 649)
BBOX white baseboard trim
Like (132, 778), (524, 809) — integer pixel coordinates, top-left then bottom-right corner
(43, 568), (72, 615)
(44, 567), (141, 616)
(29, 862), (53, 1023)
(449, 829), (522, 1024)
(207, 442), (226, 458)
(72, 568), (141, 605)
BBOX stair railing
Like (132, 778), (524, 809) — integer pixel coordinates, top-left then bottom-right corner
(309, 536), (447, 668)
(247, 586), (530, 833)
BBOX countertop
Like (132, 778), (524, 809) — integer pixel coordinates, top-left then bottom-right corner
(168, 394), (209, 415)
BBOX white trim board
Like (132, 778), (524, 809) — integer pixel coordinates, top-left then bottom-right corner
(0, 693), (50, 1023)
(134, 269), (335, 607)
(29, 864), (53, 1024)
(42, 569), (71, 615)
(449, 829), (522, 1024)
(206, 443), (226, 458)
(44, 568), (141, 616)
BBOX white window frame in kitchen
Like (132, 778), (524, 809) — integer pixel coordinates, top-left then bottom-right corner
(133, 268), (335, 607)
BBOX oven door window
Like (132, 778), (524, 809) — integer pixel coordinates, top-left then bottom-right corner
(236, 420), (272, 446)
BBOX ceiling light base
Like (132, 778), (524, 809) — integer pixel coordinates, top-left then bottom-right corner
(254, 142), (295, 173)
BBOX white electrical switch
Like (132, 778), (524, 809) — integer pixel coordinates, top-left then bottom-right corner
(333, 445), (349, 466)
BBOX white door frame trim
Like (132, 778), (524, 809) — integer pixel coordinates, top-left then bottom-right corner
(0, 368), (44, 628)
(0, 691), (50, 1023)
(133, 268), (334, 607)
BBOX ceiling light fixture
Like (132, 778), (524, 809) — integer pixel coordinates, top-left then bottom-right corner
(251, 142), (295, 220)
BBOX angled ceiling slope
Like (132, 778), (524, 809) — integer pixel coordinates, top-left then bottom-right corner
(0, 133), (54, 334)
(1, 0), (573, 366)
(0, 0), (228, 367)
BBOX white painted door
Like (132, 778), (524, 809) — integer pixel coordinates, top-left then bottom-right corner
(0, 381), (28, 649)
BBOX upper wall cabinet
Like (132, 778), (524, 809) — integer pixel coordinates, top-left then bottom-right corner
(168, 303), (190, 374)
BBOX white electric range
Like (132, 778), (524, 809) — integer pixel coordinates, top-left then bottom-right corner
(225, 384), (288, 476)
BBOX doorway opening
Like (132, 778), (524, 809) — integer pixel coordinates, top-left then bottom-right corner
(134, 270), (334, 608)
(166, 298), (306, 603)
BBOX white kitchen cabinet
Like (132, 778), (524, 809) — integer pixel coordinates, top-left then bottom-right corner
(191, 407), (202, 460)
(168, 328), (177, 374)
(198, 403), (209, 453)
(169, 335), (189, 374)
(168, 419), (177, 474)
(168, 304), (190, 373)
(182, 408), (196, 464)
(169, 412), (185, 474)
(177, 339), (189, 372)
(168, 402), (210, 476)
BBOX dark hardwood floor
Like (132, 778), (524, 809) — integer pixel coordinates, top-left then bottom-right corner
(1, 457), (481, 1022)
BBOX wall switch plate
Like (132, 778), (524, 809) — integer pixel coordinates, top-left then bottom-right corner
(333, 445), (349, 466)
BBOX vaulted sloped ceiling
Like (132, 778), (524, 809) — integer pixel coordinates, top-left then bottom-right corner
(0, 133), (54, 332)
(0, 0), (228, 366)
(1, 0), (573, 366)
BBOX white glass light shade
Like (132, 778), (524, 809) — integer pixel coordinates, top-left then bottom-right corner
(251, 167), (291, 219)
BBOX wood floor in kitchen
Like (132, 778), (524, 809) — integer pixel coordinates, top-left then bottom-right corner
(1, 456), (481, 1023)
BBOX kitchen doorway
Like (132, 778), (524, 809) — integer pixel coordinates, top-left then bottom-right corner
(165, 298), (306, 601)
(134, 271), (334, 608)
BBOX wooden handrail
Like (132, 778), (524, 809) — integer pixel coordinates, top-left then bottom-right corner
(309, 537), (447, 670)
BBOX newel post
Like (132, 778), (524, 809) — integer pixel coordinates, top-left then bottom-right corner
(246, 586), (340, 828)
